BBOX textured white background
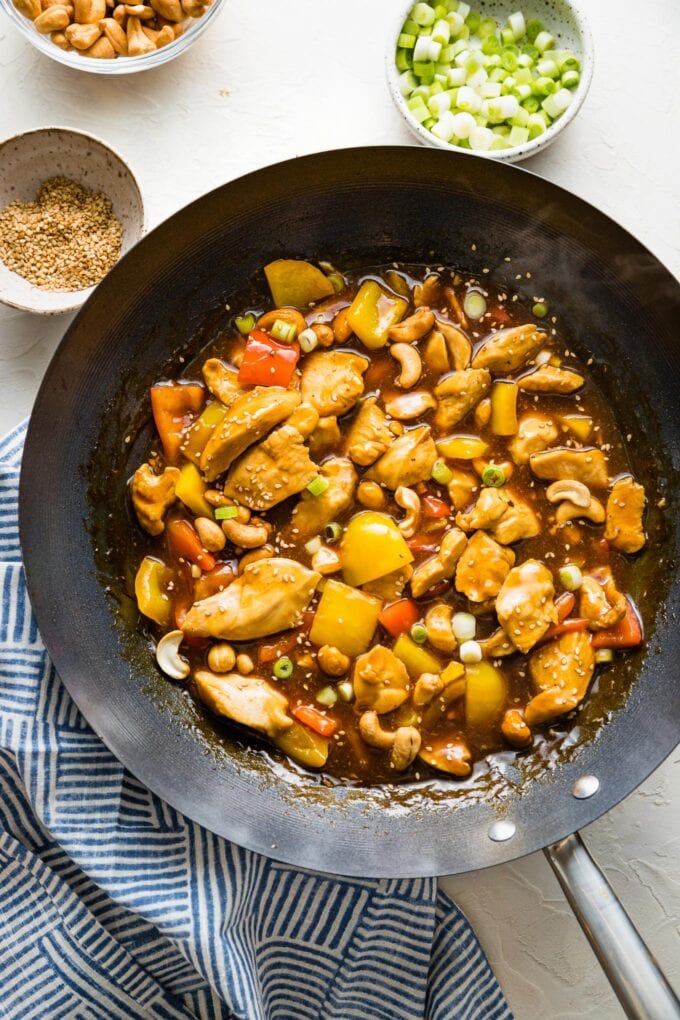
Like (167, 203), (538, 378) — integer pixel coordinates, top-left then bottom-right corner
(1, 1), (679, 1016)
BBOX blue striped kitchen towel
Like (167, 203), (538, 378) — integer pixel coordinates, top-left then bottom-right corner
(0, 420), (511, 1020)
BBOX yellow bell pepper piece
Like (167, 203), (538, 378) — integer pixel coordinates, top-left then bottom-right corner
(561, 414), (593, 442)
(465, 661), (508, 728)
(134, 557), (173, 628)
(183, 402), (227, 466)
(274, 720), (329, 768)
(340, 511), (413, 587)
(309, 579), (382, 658)
(264, 259), (334, 308)
(345, 280), (408, 350)
(436, 435), (489, 460)
(490, 381), (519, 436)
(393, 634), (442, 678)
(175, 462), (213, 518)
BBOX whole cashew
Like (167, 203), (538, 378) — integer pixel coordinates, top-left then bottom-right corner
(65, 21), (101, 46)
(156, 630), (190, 681)
(195, 516), (227, 552)
(34, 5), (70, 30)
(14, 0), (40, 18)
(332, 307), (353, 342)
(154, 21), (174, 43)
(222, 516), (270, 548)
(384, 390), (436, 420)
(390, 727), (421, 770)
(395, 485), (421, 539)
(425, 603), (456, 653)
(51, 29), (71, 48)
(257, 307), (307, 336)
(124, 3), (153, 15)
(81, 34), (115, 54)
(359, 711), (396, 749)
(149, 0), (182, 18)
(126, 14), (155, 51)
(546, 479), (591, 508)
(100, 16), (128, 51)
(388, 307), (435, 343)
(556, 496), (605, 525)
(74, 0), (105, 19)
(390, 343), (422, 389)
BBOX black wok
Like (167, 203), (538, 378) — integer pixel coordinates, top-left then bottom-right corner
(20, 148), (680, 1017)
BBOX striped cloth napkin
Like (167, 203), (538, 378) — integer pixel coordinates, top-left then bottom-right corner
(0, 421), (511, 1020)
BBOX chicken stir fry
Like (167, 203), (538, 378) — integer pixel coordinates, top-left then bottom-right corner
(130, 260), (647, 783)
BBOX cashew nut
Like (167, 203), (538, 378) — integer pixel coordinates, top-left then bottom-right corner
(100, 16), (128, 51)
(501, 708), (532, 747)
(474, 398), (491, 428)
(156, 630), (190, 681)
(149, 0), (182, 18)
(74, 0), (105, 18)
(359, 711), (395, 749)
(356, 480), (386, 509)
(311, 323), (335, 347)
(51, 30), (71, 48)
(384, 390), (436, 420)
(395, 485), (421, 539)
(194, 516), (226, 552)
(65, 21), (100, 46)
(390, 727), (421, 771)
(34, 5), (70, 30)
(413, 672), (445, 707)
(546, 479), (591, 508)
(124, 3), (154, 15)
(256, 307), (307, 335)
(238, 544), (274, 574)
(390, 343), (422, 389)
(332, 307), (353, 342)
(311, 544), (342, 575)
(207, 642), (236, 673)
(388, 307), (435, 343)
(425, 603), (456, 653)
(410, 527), (467, 598)
(236, 653), (255, 675)
(222, 516), (270, 549)
(126, 14), (154, 52)
(317, 644), (350, 676)
(556, 496), (605, 525)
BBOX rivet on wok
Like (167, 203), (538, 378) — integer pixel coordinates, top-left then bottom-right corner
(572, 775), (600, 799)
(488, 820), (516, 842)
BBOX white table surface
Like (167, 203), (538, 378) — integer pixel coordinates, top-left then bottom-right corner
(1, 1), (679, 1016)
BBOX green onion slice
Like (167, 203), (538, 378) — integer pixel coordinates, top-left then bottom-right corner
(337, 681), (354, 703)
(532, 300), (549, 318)
(307, 475), (329, 497)
(234, 313), (255, 335)
(324, 521), (342, 543)
(558, 564), (583, 591)
(316, 685), (338, 707)
(273, 656), (294, 680)
(271, 318), (297, 343)
(215, 506), (238, 520)
(481, 463), (506, 488)
(431, 459), (453, 486)
(463, 289), (487, 320)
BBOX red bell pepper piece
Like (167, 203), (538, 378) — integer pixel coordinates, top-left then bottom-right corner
(555, 592), (576, 622)
(422, 495), (451, 519)
(291, 704), (337, 737)
(237, 330), (300, 388)
(378, 598), (420, 638)
(407, 533), (440, 555)
(150, 383), (205, 462)
(543, 618), (589, 641)
(488, 304), (512, 326)
(591, 598), (643, 649)
(258, 630), (298, 664)
(166, 518), (216, 573)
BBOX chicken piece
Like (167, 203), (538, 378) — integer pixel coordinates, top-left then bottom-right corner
(579, 570), (627, 631)
(353, 644), (410, 715)
(202, 358), (242, 407)
(182, 558), (320, 641)
(525, 630), (595, 725)
(300, 350), (368, 417)
(362, 565), (413, 602)
(455, 486), (540, 545)
(508, 414), (559, 466)
(529, 447), (609, 489)
(345, 397), (394, 466)
(424, 320), (472, 373)
(425, 603), (456, 653)
(222, 418), (317, 511)
(454, 530), (515, 603)
(130, 463), (179, 536)
(456, 487), (508, 532)
(471, 325), (547, 373)
(605, 476), (646, 554)
(201, 386), (300, 481)
(495, 559), (557, 653)
(194, 670), (292, 737)
(478, 628), (517, 658)
(518, 365), (585, 394)
(308, 415), (341, 458)
(411, 527), (468, 598)
(365, 425), (437, 489)
(433, 369), (491, 431)
(447, 468), (479, 511)
(290, 457), (357, 540)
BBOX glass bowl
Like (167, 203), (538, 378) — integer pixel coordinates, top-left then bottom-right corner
(0, 0), (226, 74)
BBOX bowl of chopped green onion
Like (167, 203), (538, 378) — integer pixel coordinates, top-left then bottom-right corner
(387, 0), (593, 162)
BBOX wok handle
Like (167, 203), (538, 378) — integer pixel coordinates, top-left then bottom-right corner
(544, 833), (680, 1020)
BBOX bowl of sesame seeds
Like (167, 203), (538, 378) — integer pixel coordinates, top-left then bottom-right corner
(0, 126), (145, 314)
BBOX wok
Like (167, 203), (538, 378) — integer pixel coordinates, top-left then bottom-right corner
(20, 147), (680, 1018)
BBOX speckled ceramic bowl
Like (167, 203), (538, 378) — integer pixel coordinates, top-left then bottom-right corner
(0, 127), (144, 315)
(386, 0), (593, 163)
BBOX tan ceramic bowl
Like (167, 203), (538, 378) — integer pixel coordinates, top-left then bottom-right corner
(0, 127), (145, 314)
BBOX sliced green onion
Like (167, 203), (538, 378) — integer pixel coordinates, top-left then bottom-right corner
(459, 639), (482, 664)
(469, 125), (494, 150)
(557, 51), (580, 73)
(306, 475), (329, 497)
(273, 656), (293, 680)
(214, 506), (237, 520)
(536, 57), (559, 78)
(527, 112), (548, 138)
(304, 535), (322, 555)
(465, 10), (480, 33)
(463, 288), (487, 319)
(482, 463), (506, 487)
(234, 313), (255, 335)
(522, 95), (540, 113)
(324, 521), (342, 543)
(500, 26), (514, 45)
(595, 648), (614, 665)
(431, 459), (453, 485)
(508, 125), (529, 146)
(337, 681), (354, 703)
(298, 327), (318, 353)
(412, 2), (436, 27)
(532, 300), (549, 318)
(534, 30), (555, 53)
(316, 685), (338, 707)
(271, 318), (297, 343)
(396, 50), (413, 73)
(561, 69), (580, 90)
(478, 16), (496, 38)
(452, 612), (476, 641)
(558, 564), (583, 591)
(411, 623), (428, 644)
(398, 32), (417, 49)
(507, 11), (525, 40)
(526, 17), (542, 42)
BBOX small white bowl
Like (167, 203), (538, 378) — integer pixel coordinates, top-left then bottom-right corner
(386, 0), (593, 163)
(0, 127), (144, 315)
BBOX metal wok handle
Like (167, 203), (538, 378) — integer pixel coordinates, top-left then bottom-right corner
(545, 833), (680, 1020)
